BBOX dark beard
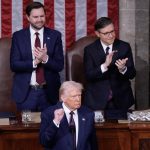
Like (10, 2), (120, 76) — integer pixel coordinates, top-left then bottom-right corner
(31, 23), (44, 31)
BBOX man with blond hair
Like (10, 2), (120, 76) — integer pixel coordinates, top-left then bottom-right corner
(40, 81), (98, 150)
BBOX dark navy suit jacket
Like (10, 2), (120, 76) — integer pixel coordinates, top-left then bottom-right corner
(40, 102), (98, 150)
(83, 39), (136, 110)
(10, 27), (64, 104)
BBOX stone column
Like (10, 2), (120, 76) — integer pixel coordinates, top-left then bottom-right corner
(119, 0), (149, 109)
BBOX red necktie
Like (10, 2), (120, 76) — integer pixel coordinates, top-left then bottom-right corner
(69, 111), (76, 150)
(35, 32), (45, 85)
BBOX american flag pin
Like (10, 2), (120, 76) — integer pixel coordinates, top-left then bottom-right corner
(82, 118), (86, 121)
(47, 37), (50, 40)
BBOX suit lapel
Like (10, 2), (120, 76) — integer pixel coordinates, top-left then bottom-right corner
(58, 103), (73, 149)
(76, 109), (86, 150)
(60, 113), (69, 132)
(61, 114), (74, 148)
(43, 27), (51, 49)
(92, 39), (106, 66)
(112, 39), (120, 63)
(24, 28), (32, 59)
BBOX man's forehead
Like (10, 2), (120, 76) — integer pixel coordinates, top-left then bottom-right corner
(100, 23), (114, 31)
(65, 88), (81, 95)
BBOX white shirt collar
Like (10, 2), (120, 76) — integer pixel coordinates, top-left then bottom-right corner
(101, 40), (113, 52)
(29, 25), (44, 37)
(62, 102), (77, 115)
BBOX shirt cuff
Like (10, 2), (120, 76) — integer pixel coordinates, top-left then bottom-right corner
(101, 64), (108, 73)
(33, 60), (37, 68)
(42, 55), (49, 64)
(53, 120), (60, 128)
(120, 66), (127, 74)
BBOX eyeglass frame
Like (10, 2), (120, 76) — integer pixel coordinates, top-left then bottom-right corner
(98, 30), (115, 36)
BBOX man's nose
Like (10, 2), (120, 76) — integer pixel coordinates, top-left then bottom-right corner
(108, 33), (113, 37)
(76, 95), (81, 101)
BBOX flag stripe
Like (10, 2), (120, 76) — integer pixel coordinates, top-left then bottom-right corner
(54, 0), (66, 49)
(1, 0), (12, 37)
(87, 0), (97, 36)
(75, 0), (87, 40)
(23, 0), (32, 28)
(108, 0), (119, 37)
(0, 0), (119, 49)
(12, 0), (23, 33)
(44, 0), (54, 29)
(65, 0), (76, 49)
(34, 0), (44, 3)
(96, 0), (108, 18)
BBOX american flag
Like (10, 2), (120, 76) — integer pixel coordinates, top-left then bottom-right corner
(0, 0), (119, 50)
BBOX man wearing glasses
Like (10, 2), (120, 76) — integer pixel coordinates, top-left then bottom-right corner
(83, 17), (136, 119)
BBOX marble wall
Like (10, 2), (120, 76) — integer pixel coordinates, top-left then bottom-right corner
(119, 0), (149, 109)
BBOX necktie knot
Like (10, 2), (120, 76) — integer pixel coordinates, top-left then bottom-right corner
(35, 32), (39, 36)
(70, 111), (74, 116)
(106, 46), (110, 55)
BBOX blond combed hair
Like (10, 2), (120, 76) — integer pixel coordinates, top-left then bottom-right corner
(59, 81), (83, 100)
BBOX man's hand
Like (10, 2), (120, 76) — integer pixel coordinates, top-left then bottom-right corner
(115, 58), (128, 72)
(33, 43), (48, 62)
(34, 58), (41, 66)
(103, 51), (115, 68)
(53, 108), (64, 124)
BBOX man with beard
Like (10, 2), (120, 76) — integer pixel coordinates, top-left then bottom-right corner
(10, 2), (64, 111)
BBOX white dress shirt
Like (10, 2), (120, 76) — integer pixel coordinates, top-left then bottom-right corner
(62, 103), (79, 146)
(100, 41), (127, 74)
(30, 26), (44, 85)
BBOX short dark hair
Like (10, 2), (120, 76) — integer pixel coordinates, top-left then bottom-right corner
(26, 2), (45, 16)
(94, 17), (113, 31)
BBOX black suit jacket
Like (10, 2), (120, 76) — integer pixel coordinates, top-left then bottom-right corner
(83, 39), (136, 110)
(10, 27), (64, 104)
(40, 102), (98, 150)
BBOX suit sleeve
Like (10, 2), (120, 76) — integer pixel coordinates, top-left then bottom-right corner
(10, 32), (34, 73)
(89, 113), (98, 150)
(84, 46), (105, 81)
(40, 111), (59, 148)
(122, 43), (136, 79)
(43, 31), (64, 72)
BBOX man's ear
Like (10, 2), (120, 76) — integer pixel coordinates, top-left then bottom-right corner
(26, 14), (29, 21)
(95, 31), (100, 37)
(60, 95), (66, 102)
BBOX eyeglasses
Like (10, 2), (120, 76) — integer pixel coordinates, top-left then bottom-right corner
(98, 30), (115, 36)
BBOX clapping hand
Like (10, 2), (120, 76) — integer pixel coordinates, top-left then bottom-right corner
(115, 58), (128, 72)
(33, 43), (48, 64)
(104, 51), (115, 67)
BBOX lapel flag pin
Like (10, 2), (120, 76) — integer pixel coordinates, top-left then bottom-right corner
(82, 118), (85, 121)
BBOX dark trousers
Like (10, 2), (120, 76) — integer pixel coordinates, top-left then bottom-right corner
(16, 88), (50, 111)
(104, 99), (127, 119)
(105, 99), (116, 110)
